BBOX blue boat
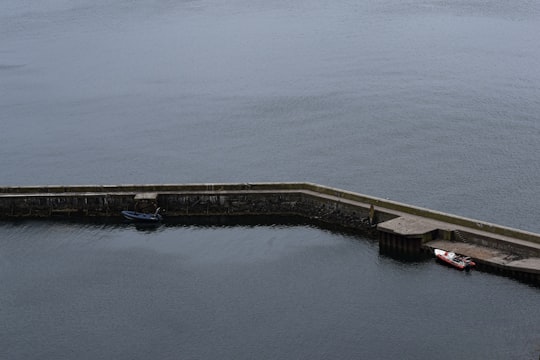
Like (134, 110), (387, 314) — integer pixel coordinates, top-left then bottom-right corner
(121, 207), (163, 222)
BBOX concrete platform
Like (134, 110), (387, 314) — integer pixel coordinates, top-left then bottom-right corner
(425, 239), (540, 275)
(134, 192), (159, 201)
(377, 216), (451, 236)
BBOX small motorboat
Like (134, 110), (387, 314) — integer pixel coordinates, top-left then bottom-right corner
(121, 207), (163, 222)
(434, 248), (476, 270)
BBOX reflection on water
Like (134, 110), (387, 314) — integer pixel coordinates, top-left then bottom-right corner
(378, 246), (432, 264)
(1, 220), (538, 360)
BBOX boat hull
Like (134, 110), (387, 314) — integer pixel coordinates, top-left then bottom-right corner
(121, 210), (163, 222)
(434, 249), (476, 270)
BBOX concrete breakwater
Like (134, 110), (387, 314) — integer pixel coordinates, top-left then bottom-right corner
(1, 182), (539, 283)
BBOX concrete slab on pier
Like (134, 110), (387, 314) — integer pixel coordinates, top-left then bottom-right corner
(377, 216), (452, 236)
(134, 192), (159, 201)
(425, 240), (540, 274)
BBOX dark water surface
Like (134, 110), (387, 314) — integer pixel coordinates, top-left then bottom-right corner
(1, 0), (540, 358)
(1, 221), (539, 360)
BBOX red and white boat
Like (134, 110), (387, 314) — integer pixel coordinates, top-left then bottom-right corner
(434, 249), (476, 270)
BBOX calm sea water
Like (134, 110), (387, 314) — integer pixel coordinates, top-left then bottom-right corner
(1, 220), (539, 360)
(1, 0), (540, 358)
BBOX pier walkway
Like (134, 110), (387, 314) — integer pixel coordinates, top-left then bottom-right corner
(311, 188), (540, 278)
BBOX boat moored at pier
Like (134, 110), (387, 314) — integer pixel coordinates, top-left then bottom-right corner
(434, 249), (476, 270)
(121, 207), (163, 222)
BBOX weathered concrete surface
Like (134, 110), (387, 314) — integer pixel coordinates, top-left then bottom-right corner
(425, 239), (540, 282)
(377, 214), (540, 257)
(377, 216), (447, 236)
(134, 192), (159, 201)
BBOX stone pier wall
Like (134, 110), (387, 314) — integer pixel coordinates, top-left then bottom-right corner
(1, 182), (540, 249)
(2, 182), (540, 282)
